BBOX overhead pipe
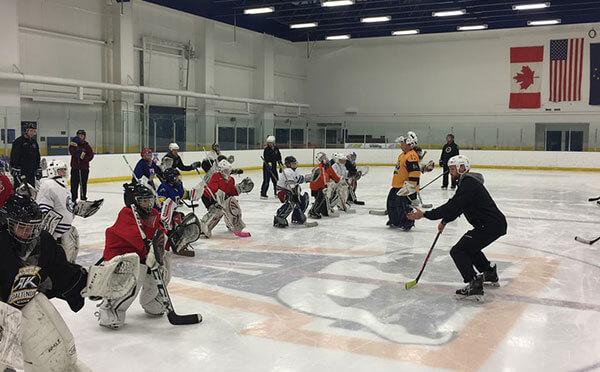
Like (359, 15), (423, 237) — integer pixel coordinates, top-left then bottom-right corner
(0, 71), (309, 110)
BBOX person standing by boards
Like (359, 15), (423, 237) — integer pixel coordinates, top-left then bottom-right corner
(10, 123), (41, 189)
(69, 129), (94, 202)
(260, 136), (282, 199)
(440, 134), (459, 190)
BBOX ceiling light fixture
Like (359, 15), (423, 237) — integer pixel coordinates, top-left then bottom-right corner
(243, 7), (274, 15)
(361, 16), (391, 23)
(527, 19), (560, 26)
(326, 34), (350, 40)
(392, 29), (420, 36)
(457, 24), (488, 31)
(513, 2), (550, 11)
(432, 9), (466, 17)
(322, 0), (355, 7)
(290, 22), (318, 29)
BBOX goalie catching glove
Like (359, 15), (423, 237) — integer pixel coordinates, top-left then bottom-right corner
(235, 177), (254, 194)
(396, 181), (418, 200)
(422, 160), (434, 173)
(74, 199), (104, 218)
(81, 253), (140, 300)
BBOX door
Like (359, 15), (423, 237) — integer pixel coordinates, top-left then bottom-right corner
(568, 131), (583, 151)
(545, 131), (562, 151)
(148, 106), (186, 152)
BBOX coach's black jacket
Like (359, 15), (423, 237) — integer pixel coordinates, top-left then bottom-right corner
(423, 172), (507, 232)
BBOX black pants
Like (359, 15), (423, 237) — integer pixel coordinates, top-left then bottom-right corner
(70, 168), (89, 201)
(386, 188), (414, 229)
(261, 163), (278, 196)
(442, 164), (457, 188)
(13, 171), (36, 190)
(450, 227), (506, 282)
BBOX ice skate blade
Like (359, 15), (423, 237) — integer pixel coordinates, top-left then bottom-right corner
(484, 282), (500, 287)
(455, 294), (484, 302)
(369, 210), (386, 216)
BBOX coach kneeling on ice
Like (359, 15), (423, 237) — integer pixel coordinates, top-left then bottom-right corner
(407, 155), (507, 301)
(0, 194), (139, 372)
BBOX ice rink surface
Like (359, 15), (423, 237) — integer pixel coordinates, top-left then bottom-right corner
(56, 166), (600, 372)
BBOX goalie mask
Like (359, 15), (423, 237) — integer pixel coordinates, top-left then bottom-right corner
(2, 194), (43, 244)
(46, 159), (68, 187)
(284, 156), (298, 169)
(346, 152), (357, 164)
(123, 182), (155, 219)
(218, 159), (232, 178)
(141, 148), (153, 162)
(315, 152), (328, 164)
(332, 153), (346, 164)
(405, 131), (418, 147)
(164, 168), (181, 186)
(211, 143), (221, 154)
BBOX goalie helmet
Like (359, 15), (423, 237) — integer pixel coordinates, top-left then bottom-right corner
(168, 143), (180, 152)
(315, 152), (328, 164)
(284, 156), (297, 169)
(346, 152), (357, 163)
(123, 182), (155, 219)
(46, 159), (68, 187)
(218, 159), (232, 178)
(405, 131), (418, 147)
(211, 143), (221, 154)
(2, 194), (43, 244)
(141, 148), (153, 160)
(332, 153), (346, 163)
(266, 135), (276, 143)
(164, 168), (181, 186)
(447, 155), (470, 174)
(394, 136), (405, 144)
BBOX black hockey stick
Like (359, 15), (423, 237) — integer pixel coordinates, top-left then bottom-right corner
(405, 230), (442, 289)
(131, 202), (202, 325)
(574, 236), (600, 245)
(588, 196), (600, 202)
(419, 171), (448, 191)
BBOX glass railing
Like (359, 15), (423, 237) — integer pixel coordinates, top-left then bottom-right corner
(1, 105), (599, 154)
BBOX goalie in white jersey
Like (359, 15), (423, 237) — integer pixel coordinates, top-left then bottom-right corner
(273, 156), (316, 228)
(36, 160), (103, 263)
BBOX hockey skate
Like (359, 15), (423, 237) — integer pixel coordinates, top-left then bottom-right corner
(353, 200), (365, 205)
(455, 276), (484, 302)
(174, 244), (195, 257)
(274, 215), (289, 228)
(477, 264), (500, 287)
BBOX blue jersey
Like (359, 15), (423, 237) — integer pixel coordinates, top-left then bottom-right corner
(156, 181), (186, 210)
(134, 159), (162, 181)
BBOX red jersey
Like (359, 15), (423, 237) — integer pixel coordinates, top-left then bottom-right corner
(0, 175), (14, 208)
(310, 163), (340, 191)
(203, 172), (239, 199)
(103, 207), (167, 261)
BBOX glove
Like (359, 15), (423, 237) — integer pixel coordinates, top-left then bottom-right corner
(35, 168), (42, 180)
(80, 151), (86, 160)
(236, 177), (254, 193)
(396, 181), (417, 197)
(439, 160), (444, 167)
(231, 169), (244, 175)
(214, 189), (227, 206)
(11, 167), (21, 180)
(145, 230), (166, 270)
(82, 253), (140, 299)
(191, 161), (201, 169)
(422, 160), (434, 173)
(278, 167), (283, 174)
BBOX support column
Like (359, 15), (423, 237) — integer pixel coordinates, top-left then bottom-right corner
(255, 34), (275, 146)
(110, 1), (135, 153)
(195, 20), (216, 149)
(0, 0), (21, 156)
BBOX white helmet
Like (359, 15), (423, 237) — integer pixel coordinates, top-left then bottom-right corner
(218, 159), (232, 177)
(315, 151), (328, 163)
(168, 143), (180, 151)
(333, 153), (346, 163)
(47, 159), (68, 186)
(266, 135), (276, 143)
(394, 136), (405, 144)
(405, 131), (418, 146)
(447, 155), (470, 174)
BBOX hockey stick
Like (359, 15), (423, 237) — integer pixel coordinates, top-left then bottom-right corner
(417, 193), (432, 208)
(130, 204), (202, 325)
(405, 230), (442, 290)
(419, 171), (447, 191)
(588, 196), (600, 202)
(574, 236), (600, 245)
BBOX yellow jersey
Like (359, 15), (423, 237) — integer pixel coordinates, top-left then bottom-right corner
(391, 149), (421, 188)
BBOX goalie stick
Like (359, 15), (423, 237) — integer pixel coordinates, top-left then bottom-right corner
(588, 196), (600, 202)
(130, 205), (202, 325)
(574, 236), (600, 245)
(419, 171), (447, 191)
(405, 230), (442, 290)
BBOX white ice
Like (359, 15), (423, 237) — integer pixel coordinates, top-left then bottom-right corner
(52, 166), (600, 372)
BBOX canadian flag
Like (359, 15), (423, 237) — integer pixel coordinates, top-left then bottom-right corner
(509, 46), (544, 109)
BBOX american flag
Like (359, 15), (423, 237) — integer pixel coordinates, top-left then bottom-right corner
(550, 38), (584, 102)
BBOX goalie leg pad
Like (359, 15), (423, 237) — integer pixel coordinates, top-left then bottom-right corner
(291, 192), (309, 224)
(59, 226), (80, 264)
(160, 198), (176, 227)
(168, 213), (201, 252)
(21, 293), (90, 372)
(40, 210), (63, 236)
(276, 198), (294, 220)
(140, 258), (171, 316)
(223, 197), (245, 231)
(201, 204), (223, 238)
(0, 302), (23, 370)
(96, 263), (145, 329)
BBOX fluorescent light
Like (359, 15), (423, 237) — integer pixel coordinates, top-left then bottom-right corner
(290, 22), (318, 29)
(432, 9), (466, 17)
(527, 19), (560, 26)
(513, 2), (550, 10)
(392, 29), (420, 36)
(322, 0), (354, 7)
(243, 7), (274, 15)
(361, 16), (391, 23)
(457, 24), (488, 31)
(326, 34), (350, 40)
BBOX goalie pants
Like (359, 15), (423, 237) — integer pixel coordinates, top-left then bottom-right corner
(386, 188), (413, 229)
(261, 162), (278, 197)
(70, 168), (89, 202)
(276, 190), (308, 224)
(451, 227), (506, 282)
